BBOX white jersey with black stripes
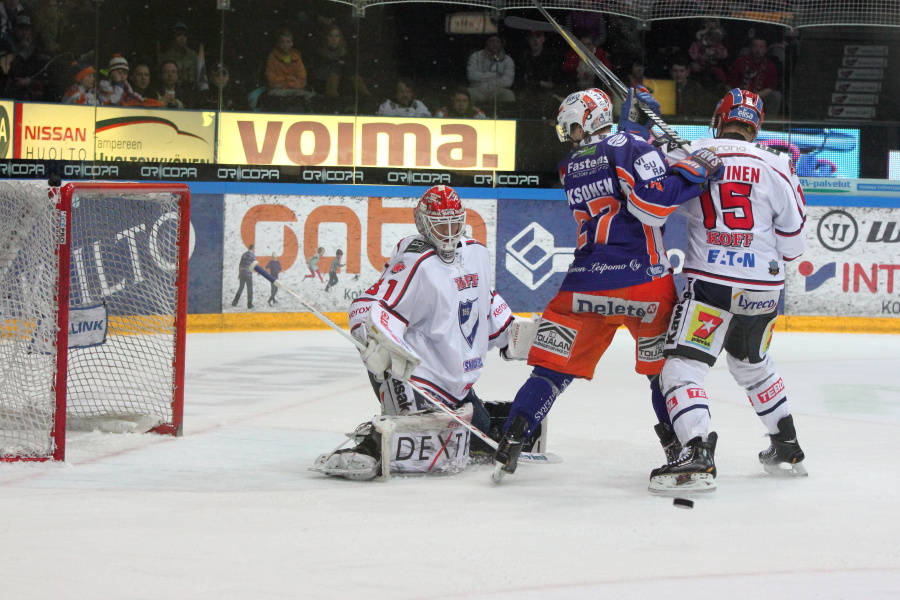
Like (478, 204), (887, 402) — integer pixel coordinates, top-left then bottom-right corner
(349, 235), (514, 405)
(664, 137), (807, 290)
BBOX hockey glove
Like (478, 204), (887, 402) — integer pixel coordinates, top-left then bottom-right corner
(500, 314), (541, 361)
(363, 321), (421, 382)
(617, 86), (661, 141)
(671, 148), (724, 185)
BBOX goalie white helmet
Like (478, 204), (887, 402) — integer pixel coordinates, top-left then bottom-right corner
(556, 88), (614, 142)
(414, 185), (466, 263)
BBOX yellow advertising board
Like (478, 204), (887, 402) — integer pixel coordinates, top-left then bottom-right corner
(94, 107), (215, 163)
(0, 101), (13, 159)
(14, 104), (215, 163)
(15, 103), (94, 160)
(217, 113), (516, 170)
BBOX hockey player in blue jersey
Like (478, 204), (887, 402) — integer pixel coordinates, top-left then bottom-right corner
(492, 87), (725, 482)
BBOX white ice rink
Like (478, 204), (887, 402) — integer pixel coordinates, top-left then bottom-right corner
(2, 329), (899, 599)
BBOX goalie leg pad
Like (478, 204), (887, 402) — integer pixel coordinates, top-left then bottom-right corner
(374, 404), (475, 480)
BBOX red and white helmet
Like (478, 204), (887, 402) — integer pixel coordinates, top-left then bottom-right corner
(711, 88), (764, 141)
(414, 185), (466, 263)
(556, 88), (613, 142)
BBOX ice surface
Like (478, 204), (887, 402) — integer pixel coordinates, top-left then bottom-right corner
(1, 329), (899, 599)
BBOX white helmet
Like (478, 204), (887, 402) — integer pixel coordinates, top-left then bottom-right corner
(556, 88), (614, 142)
(414, 185), (466, 263)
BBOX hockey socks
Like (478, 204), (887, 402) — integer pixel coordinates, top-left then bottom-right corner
(503, 366), (573, 437)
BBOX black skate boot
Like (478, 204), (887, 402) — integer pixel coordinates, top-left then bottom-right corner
(654, 422), (682, 463)
(648, 432), (718, 493)
(491, 416), (528, 483)
(759, 415), (807, 477)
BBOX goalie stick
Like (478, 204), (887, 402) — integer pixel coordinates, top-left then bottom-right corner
(523, 2), (693, 150)
(250, 262), (561, 465)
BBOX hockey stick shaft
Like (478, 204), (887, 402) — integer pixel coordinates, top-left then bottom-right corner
(250, 263), (502, 451)
(529, 1), (692, 149)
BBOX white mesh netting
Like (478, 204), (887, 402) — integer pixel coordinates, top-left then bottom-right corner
(0, 182), (186, 460)
(355, 0), (900, 28)
(0, 182), (61, 458)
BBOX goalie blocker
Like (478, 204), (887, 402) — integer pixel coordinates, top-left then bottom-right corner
(312, 401), (548, 481)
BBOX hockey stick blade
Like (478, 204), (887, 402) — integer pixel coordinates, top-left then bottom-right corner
(530, 0), (691, 150)
(519, 451), (562, 464)
(250, 263), (561, 465)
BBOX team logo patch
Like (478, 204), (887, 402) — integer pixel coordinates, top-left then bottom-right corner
(458, 298), (479, 348)
(687, 305), (725, 350)
(391, 261), (406, 274)
(532, 321), (577, 358)
(607, 133), (628, 147)
(638, 334), (665, 362)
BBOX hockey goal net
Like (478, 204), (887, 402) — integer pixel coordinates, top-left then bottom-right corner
(0, 181), (190, 461)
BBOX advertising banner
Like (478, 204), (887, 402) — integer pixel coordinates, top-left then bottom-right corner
(0, 101), (12, 159)
(15, 102), (94, 160)
(785, 206), (900, 318)
(495, 198), (688, 312)
(14, 104), (216, 163)
(93, 107), (216, 163)
(217, 113), (516, 171)
(221, 194), (497, 313)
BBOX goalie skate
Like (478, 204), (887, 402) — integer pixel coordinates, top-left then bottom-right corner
(648, 433), (718, 494)
(311, 449), (379, 481)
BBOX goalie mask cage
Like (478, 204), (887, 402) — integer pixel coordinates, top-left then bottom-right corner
(0, 182), (190, 461)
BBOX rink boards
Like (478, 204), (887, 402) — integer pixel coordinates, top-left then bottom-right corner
(178, 179), (900, 334)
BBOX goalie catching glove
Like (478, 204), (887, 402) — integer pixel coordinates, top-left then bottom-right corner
(500, 314), (541, 361)
(361, 304), (421, 382)
(617, 86), (660, 141)
(672, 148), (724, 186)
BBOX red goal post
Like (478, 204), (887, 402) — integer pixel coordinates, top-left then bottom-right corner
(0, 181), (190, 461)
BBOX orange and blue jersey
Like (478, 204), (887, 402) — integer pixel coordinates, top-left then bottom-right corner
(557, 132), (706, 292)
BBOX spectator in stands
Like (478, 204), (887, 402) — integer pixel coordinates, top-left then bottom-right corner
(727, 37), (782, 117)
(625, 60), (647, 89)
(195, 62), (242, 111)
(99, 54), (145, 106)
(32, 0), (62, 54)
(669, 57), (714, 118)
(566, 10), (606, 47)
(61, 60), (97, 105)
(129, 62), (153, 98)
(263, 28), (312, 112)
(158, 22), (198, 89)
(434, 87), (485, 119)
(154, 60), (188, 108)
(562, 33), (612, 91)
(377, 78), (430, 117)
(514, 30), (559, 119)
(2, 15), (50, 101)
(467, 35), (515, 106)
(0, 0), (26, 44)
(309, 24), (371, 112)
(689, 26), (728, 84)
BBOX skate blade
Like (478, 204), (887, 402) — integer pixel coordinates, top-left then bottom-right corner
(648, 472), (717, 494)
(762, 460), (808, 477)
(308, 466), (378, 481)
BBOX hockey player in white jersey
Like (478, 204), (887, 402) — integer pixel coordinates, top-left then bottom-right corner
(313, 185), (535, 480)
(649, 88), (808, 493)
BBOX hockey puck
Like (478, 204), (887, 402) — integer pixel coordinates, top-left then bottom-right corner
(673, 498), (694, 509)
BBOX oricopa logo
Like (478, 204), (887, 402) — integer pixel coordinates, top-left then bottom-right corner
(798, 261), (836, 291)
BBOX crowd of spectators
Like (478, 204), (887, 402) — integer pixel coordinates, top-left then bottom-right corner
(0, 1), (788, 121)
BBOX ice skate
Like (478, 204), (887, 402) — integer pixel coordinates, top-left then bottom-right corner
(312, 449), (379, 481)
(648, 432), (718, 494)
(654, 422), (682, 463)
(491, 416), (527, 483)
(759, 415), (808, 477)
